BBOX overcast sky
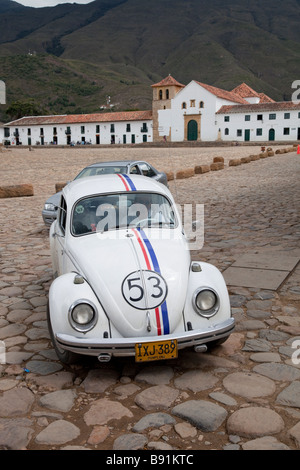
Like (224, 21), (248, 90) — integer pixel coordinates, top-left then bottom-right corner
(13, 0), (95, 7)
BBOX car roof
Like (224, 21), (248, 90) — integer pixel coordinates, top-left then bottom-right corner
(62, 174), (171, 206)
(86, 160), (145, 168)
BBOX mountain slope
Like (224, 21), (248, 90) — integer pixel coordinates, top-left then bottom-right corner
(0, 0), (299, 119)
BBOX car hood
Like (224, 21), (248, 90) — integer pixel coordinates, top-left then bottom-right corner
(68, 228), (190, 337)
(45, 191), (62, 206)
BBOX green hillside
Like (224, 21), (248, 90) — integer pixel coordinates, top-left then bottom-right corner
(0, 0), (299, 121)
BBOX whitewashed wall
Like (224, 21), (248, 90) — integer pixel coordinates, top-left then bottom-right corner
(0, 81), (5, 105)
(5, 119), (153, 146)
(157, 81), (248, 142)
(216, 109), (300, 142)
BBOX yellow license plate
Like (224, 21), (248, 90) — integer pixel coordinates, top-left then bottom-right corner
(135, 339), (177, 362)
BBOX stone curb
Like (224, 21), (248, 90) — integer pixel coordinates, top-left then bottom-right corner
(0, 184), (34, 198)
(165, 145), (298, 181)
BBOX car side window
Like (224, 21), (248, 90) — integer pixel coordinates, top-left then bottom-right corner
(58, 196), (67, 235)
(130, 165), (140, 175)
(139, 163), (155, 177)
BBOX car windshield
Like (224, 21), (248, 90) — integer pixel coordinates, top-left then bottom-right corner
(72, 192), (176, 236)
(75, 165), (128, 178)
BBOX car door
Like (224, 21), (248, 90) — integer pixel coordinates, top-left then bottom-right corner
(51, 195), (67, 277)
(138, 162), (158, 180)
(138, 162), (167, 185)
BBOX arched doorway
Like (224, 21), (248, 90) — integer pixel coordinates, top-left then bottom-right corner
(269, 128), (275, 141)
(187, 120), (198, 141)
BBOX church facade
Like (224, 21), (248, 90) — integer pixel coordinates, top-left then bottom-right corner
(3, 75), (300, 145)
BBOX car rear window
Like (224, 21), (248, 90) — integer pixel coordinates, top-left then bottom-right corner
(75, 166), (127, 178)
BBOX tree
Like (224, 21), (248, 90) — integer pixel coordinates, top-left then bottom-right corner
(5, 99), (46, 120)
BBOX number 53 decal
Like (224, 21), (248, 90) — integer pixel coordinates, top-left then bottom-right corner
(122, 270), (168, 309)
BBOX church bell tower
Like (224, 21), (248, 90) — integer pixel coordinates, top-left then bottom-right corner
(151, 75), (184, 142)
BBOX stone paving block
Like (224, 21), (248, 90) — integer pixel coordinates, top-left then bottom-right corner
(172, 400), (228, 432)
(232, 250), (300, 271)
(223, 250), (300, 290)
(227, 407), (284, 438)
(0, 418), (33, 450)
(35, 420), (80, 445)
(242, 436), (290, 450)
(223, 266), (289, 290)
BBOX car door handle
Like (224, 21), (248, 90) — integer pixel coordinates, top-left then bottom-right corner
(52, 232), (64, 238)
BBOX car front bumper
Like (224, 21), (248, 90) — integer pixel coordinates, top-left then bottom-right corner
(55, 317), (235, 358)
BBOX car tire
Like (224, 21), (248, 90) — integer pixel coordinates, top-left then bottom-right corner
(47, 301), (78, 364)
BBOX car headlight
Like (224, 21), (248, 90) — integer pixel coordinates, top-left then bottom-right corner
(68, 300), (97, 332)
(44, 203), (56, 211)
(193, 288), (219, 318)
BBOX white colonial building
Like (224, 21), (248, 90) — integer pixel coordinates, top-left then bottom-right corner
(3, 76), (300, 145)
(216, 101), (300, 143)
(3, 110), (152, 146)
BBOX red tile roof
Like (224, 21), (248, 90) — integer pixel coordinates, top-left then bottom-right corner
(231, 83), (259, 98)
(232, 83), (275, 103)
(6, 110), (153, 127)
(152, 75), (185, 88)
(216, 101), (300, 114)
(258, 93), (275, 103)
(194, 81), (248, 104)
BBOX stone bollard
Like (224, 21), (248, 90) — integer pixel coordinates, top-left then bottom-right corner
(229, 159), (241, 166)
(176, 168), (195, 179)
(195, 165), (210, 174)
(0, 184), (34, 198)
(210, 162), (224, 171)
(249, 155), (260, 161)
(241, 157), (251, 163)
(213, 157), (224, 163)
(55, 182), (67, 192)
(166, 172), (175, 181)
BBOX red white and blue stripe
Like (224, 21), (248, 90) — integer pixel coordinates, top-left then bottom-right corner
(117, 174), (170, 335)
(132, 227), (170, 335)
(117, 173), (137, 191)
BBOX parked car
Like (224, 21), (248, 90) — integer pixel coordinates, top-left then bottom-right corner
(42, 160), (168, 226)
(47, 174), (235, 364)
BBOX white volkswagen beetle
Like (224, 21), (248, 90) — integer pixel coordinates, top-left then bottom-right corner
(48, 174), (234, 364)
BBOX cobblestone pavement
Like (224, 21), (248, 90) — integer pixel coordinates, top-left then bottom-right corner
(0, 145), (299, 450)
